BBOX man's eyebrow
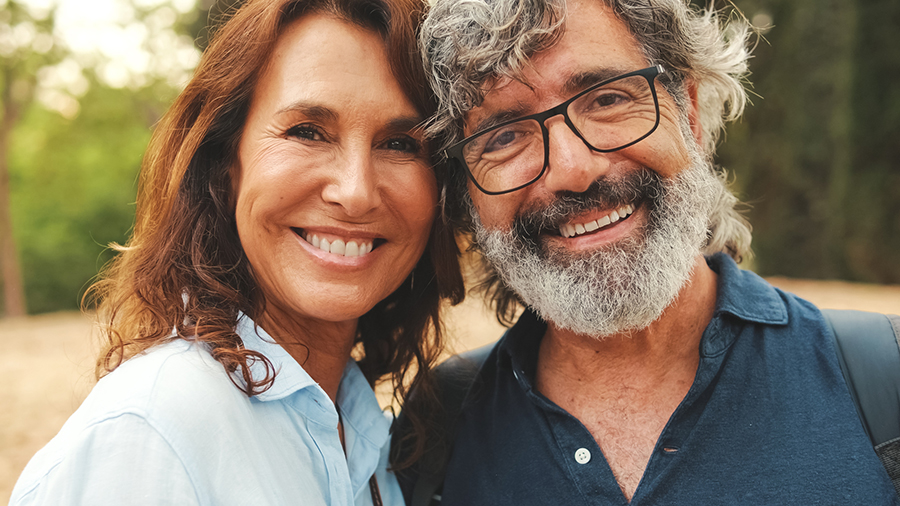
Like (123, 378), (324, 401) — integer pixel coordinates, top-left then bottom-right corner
(469, 107), (530, 136)
(563, 68), (632, 96)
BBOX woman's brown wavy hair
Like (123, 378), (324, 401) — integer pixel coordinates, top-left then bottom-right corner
(84, 0), (463, 467)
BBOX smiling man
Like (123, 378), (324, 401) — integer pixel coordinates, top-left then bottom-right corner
(402, 0), (900, 504)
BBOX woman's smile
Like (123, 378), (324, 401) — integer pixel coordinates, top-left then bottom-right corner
(295, 228), (378, 258)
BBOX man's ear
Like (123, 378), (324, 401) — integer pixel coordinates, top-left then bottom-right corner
(685, 79), (702, 145)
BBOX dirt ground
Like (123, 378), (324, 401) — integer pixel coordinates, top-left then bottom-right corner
(2, 278), (899, 502)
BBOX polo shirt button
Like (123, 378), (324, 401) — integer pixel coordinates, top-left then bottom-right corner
(574, 448), (591, 464)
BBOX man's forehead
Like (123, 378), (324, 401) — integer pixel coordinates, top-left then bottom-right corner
(462, 0), (648, 134)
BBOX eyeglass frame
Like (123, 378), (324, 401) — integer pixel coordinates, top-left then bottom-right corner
(442, 64), (667, 196)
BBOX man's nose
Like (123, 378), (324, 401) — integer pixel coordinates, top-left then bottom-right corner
(540, 118), (611, 194)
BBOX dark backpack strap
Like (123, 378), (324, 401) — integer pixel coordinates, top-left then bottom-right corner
(398, 341), (497, 506)
(823, 309), (900, 494)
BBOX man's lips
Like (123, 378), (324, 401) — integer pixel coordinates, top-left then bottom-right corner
(557, 203), (635, 238)
(291, 228), (380, 258)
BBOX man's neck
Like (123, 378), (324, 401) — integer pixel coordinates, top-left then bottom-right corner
(534, 254), (718, 501)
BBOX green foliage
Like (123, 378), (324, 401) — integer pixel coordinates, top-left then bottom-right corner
(9, 79), (174, 313)
(717, 0), (900, 282)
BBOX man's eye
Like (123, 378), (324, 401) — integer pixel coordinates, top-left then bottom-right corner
(593, 91), (628, 108)
(483, 126), (532, 154)
(286, 124), (323, 141)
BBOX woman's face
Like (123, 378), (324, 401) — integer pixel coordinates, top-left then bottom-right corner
(232, 13), (436, 327)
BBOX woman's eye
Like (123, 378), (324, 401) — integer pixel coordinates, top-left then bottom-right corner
(286, 124), (323, 141)
(384, 136), (422, 154)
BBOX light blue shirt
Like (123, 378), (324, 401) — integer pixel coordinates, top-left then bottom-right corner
(10, 315), (404, 506)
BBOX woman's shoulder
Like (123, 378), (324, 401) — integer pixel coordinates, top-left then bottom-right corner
(86, 338), (250, 424)
(34, 339), (252, 459)
(10, 339), (245, 505)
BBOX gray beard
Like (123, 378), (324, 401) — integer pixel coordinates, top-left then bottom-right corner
(471, 158), (720, 338)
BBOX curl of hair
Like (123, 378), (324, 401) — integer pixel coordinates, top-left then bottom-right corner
(83, 0), (463, 470)
(420, 0), (753, 323)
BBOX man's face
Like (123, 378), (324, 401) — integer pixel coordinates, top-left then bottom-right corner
(464, 0), (696, 239)
(463, 0), (719, 336)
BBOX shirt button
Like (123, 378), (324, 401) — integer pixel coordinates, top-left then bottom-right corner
(574, 448), (591, 464)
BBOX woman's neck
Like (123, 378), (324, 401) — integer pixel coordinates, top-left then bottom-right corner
(257, 308), (359, 402)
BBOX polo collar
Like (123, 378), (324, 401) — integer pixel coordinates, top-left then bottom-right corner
(498, 309), (546, 391)
(707, 253), (789, 326)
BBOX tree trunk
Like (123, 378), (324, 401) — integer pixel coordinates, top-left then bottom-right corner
(0, 76), (27, 317)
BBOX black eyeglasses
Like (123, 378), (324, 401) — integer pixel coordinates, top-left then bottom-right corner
(443, 65), (666, 195)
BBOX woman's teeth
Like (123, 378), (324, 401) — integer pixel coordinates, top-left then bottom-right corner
(302, 232), (373, 257)
(559, 204), (635, 238)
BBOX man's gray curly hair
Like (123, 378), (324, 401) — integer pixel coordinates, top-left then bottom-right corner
(421, 0), (753, 262)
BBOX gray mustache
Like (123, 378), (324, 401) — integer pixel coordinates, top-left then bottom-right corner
(512, 168), (662, 244)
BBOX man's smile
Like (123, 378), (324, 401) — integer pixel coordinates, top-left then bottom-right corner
(558, 203), (636, 238)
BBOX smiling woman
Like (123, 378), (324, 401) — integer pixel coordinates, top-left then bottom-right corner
(8, 0), (463, 504)
(233, 14), (439, 354)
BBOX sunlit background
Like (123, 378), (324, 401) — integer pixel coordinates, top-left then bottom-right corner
(1, 0), (899, 501)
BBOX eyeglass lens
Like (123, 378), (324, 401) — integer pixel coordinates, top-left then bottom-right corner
(460, 73), (658, 194)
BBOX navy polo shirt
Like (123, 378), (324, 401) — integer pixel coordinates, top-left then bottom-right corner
(439, 254), (899, 505)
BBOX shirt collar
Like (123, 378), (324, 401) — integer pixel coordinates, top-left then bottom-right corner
(707, 253), (788, 326)
(236, 314), (319, 401)
(497, 309), (546, 391)
(235, 314), (390, 493)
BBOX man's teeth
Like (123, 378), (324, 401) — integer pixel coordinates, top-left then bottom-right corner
(559, 204), (635, 238)
(302, 232), (373, 257)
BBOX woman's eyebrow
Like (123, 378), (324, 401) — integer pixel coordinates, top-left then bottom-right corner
(275, 102), (421, 133)
(276, 101), (339, 122)
(384, 116), (426, 133)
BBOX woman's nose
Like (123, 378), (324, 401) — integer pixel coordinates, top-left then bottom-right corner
(321, 151), (382, 217)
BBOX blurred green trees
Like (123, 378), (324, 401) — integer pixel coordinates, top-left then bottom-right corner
(1, 0), (63, 315)
(717, 0), (900, 282)
(2, 0), (899, 315)
(10, 80), (175, 313)
(2, 0), (197, 314)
